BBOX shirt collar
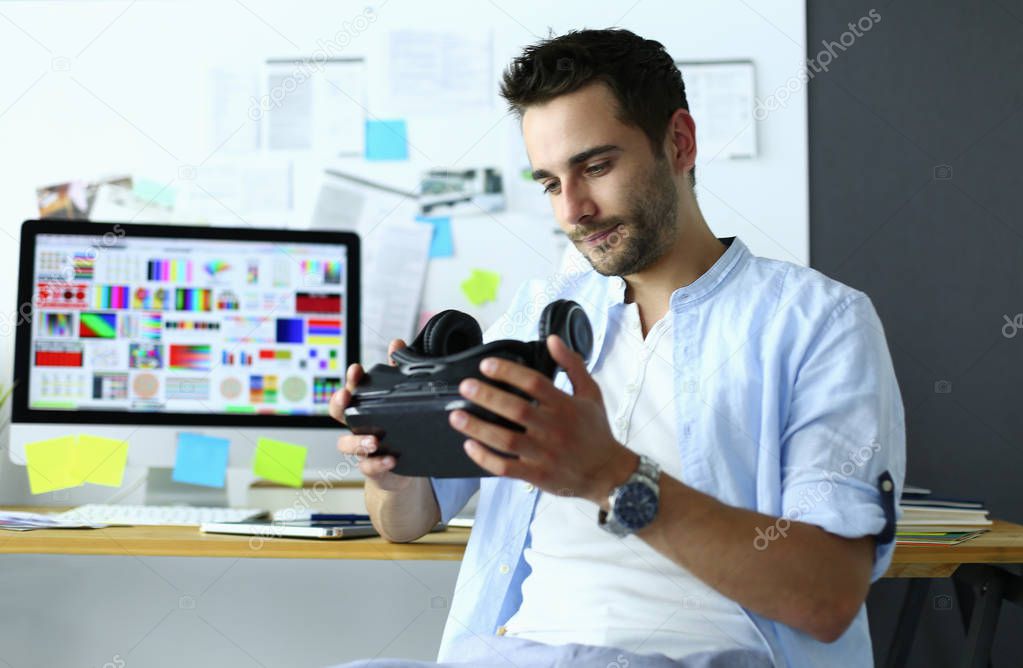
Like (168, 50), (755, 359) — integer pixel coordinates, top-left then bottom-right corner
(605, 236), (749, 309)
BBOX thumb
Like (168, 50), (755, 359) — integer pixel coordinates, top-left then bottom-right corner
(547, 334), (600, 400)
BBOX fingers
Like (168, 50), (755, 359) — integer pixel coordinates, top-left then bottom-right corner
(449, 408), (535, 458)
(336, 433), (399, 477)
(387, 338), (407, 366)
(476, 356), (564, 406)
(546, 335), (600, 400)
(463, 438), (525, 478)
(329, 363), (364, 424)
(345, 362), (363, 392)
(456, 376), (550, 433)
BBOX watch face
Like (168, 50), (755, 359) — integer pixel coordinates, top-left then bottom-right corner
(616, 482), (658, 530)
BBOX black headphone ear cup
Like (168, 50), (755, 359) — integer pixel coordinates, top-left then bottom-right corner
(538, 300), (593, 362)
(421, 310), (483, 357)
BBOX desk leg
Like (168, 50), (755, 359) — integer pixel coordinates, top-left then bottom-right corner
(885, 578), (930, 668)
(954, 565), (1005, 668)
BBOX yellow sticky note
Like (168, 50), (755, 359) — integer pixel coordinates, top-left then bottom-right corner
(24, 436), (78, 494)
(74, 435), (129, 488)
(460, 269), (501, 306)
(253, 438), (307, 488)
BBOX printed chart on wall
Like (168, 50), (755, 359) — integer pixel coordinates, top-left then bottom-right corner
(29, 233), (348, 417)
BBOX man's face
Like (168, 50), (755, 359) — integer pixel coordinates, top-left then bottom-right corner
(523, 83), (680, 277)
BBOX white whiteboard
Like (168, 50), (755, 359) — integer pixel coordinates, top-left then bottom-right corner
(0, 0), (808, 377)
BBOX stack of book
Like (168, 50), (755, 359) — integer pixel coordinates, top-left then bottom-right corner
(896, 485), (991, 546)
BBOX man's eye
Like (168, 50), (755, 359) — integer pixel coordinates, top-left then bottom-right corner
(542, 182), (560, 195)
(586, 162), (610, 175)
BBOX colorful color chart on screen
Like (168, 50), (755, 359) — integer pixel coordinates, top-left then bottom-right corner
(29, 234), (349, 417)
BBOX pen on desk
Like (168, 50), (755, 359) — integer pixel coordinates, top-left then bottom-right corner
(309, 513), (372, 522)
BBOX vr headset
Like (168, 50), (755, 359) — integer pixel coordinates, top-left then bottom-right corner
(344, 299), (593, 477)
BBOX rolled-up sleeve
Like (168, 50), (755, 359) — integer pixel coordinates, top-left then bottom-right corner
(779, 294), (906, 582)
(431, 477), (481, 523)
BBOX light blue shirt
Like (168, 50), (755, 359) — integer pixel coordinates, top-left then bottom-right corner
(430, 237), (906, 668)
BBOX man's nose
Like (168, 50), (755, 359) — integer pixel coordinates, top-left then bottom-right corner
(559, 181), (596, 226)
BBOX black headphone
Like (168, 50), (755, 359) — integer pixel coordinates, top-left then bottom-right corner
(390, 299), (594, 377)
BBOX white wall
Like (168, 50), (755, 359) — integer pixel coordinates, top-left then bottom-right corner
(0, 0), (808, 388)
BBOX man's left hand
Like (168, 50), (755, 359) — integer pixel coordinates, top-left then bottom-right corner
(448, 334), (638, 506)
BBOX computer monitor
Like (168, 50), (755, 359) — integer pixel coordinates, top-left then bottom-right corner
(10, 220), (360, 499)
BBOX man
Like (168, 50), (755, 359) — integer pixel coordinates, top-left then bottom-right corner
(331, 28), (905, 668)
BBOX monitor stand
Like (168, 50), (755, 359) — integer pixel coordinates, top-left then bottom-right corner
(143, 468), (229, 507)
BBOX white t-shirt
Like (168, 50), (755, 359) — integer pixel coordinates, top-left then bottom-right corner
(503, 300), (769, 661)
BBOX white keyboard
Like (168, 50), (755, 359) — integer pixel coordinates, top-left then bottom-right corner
(53, 504), (268, 527)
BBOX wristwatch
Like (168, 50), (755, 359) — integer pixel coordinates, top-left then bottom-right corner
(598, 454), (661, 537)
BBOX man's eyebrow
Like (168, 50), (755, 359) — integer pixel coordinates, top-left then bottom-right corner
(531, 144), (622, 181)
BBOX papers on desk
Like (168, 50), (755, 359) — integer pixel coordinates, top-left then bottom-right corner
(896, 487), (991, 543)
(0, 510), (107, 531)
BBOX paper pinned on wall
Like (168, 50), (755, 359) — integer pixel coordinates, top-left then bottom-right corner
(173, 433), (230, 488)
(89, 183), (175, 223)
(208, 66), (261, 155)
(361, 216), (433, 366)
(176, 162), (293, 223)
(265, 57), (366, 154)
(460, 268), (501, 306)
(365, 119), (409, 160)
(386, 30), (493, 113)
(321, 58), (367, 156)
(253, 437), (307, 488)
(133, 178), (177, 209)
(415, 215), (454, 258)
(676, 60), (757, 160)
(311, 174), (367, 232)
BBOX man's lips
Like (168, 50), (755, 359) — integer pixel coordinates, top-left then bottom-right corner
(578, 227), (616, 245)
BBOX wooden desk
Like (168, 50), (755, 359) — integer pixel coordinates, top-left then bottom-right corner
(3, 510), (1020, 667)
(0, 515), (469, 560)
(885, 519), (1023, 577)
(2, 510), (1019, 571)
(882, 520), (1023, 668)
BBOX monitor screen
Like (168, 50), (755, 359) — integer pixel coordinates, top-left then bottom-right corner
(15, 221), (359, 425)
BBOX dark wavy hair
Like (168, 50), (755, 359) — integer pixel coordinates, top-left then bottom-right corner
(500, 28), (694, 186)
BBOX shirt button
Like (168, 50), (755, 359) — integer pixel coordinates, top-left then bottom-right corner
(625, 383), (637, 394)
(496, 625), (507, 636)
(616, 417), (629, 431)
(524, 483), (534, 493)
(499, 563), (510, 574)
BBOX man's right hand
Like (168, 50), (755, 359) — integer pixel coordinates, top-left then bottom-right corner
(330, 338), (414, 492)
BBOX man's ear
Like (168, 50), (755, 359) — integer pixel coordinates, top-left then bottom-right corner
(664, 108), (697, 176)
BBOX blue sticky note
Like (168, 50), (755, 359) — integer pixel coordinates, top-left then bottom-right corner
(173, 433), (230, 488)
(365, 119), (409, 160)
(416, 215), (454, 258)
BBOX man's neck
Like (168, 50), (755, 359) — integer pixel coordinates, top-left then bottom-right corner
(623, 217), (727, 337)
